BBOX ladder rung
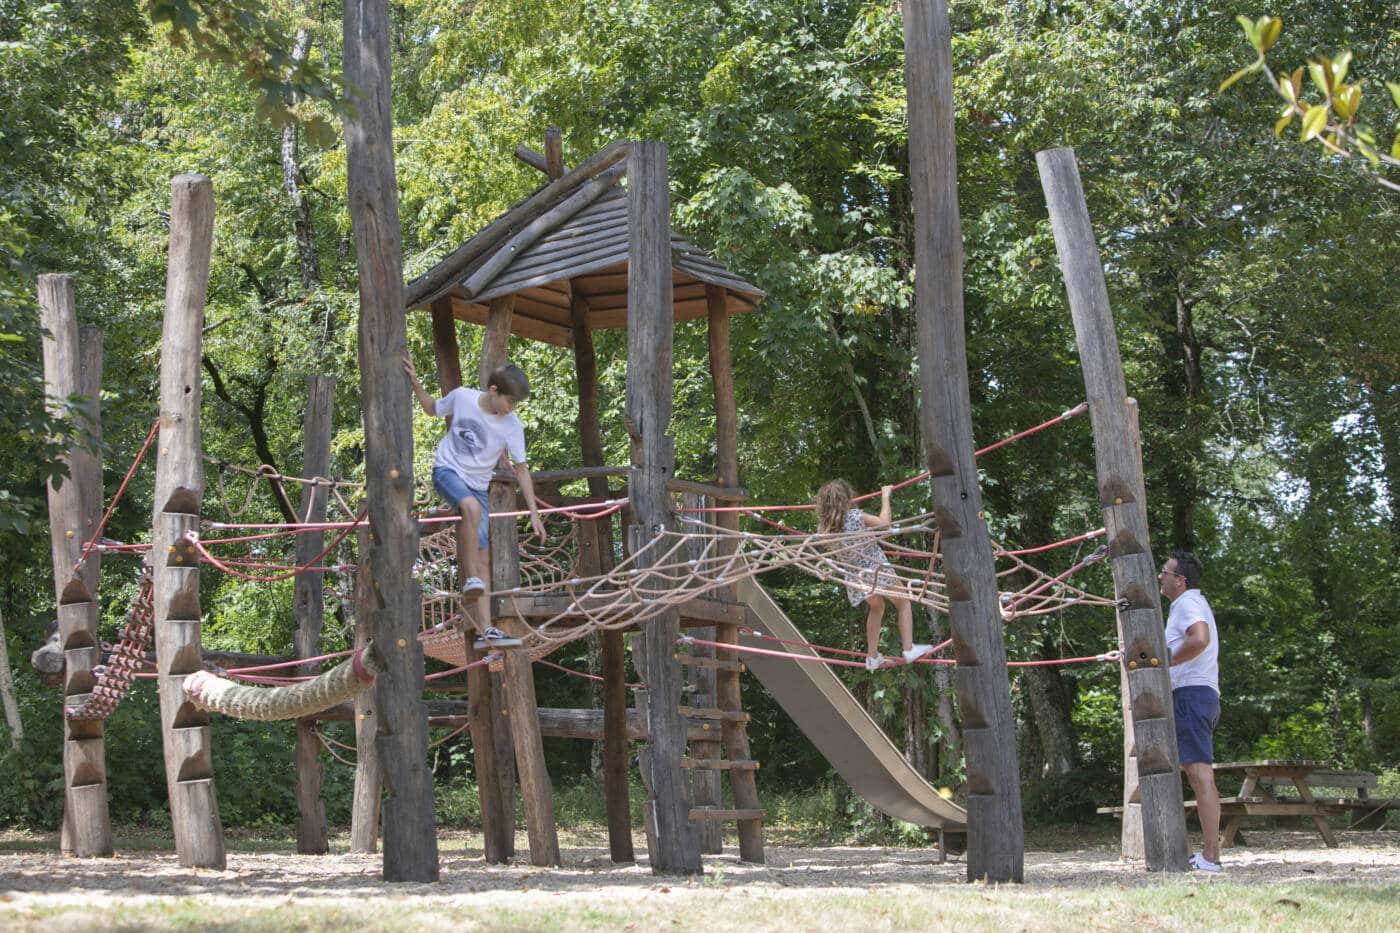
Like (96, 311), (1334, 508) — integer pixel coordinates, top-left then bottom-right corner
(681, 757), (759, 771)
(674, 654), (745, 672)
(690, 807), (765, 821)
(680, 707), (749, 722)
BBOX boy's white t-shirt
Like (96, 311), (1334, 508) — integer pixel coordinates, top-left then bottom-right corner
(1165, 589), (1219, 694)
(432, 387), (526, 489)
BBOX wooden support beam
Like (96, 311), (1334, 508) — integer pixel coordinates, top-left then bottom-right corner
(1037, 146), (1190, 872)
(682, 493), (722, 856)
(514, 144), (548, 173)
(682, 758), (759, 771)
(293, 375), (334, 855)
(491, 479), (561, 867)
(626, 140), (701, 876)
(690, 808), (765, 821)
(902, 0), (1023, 883)
(150, 176), (224, 870)
(344, 0), (438, 883)
(39, 275), (112, 859)
(570, 286), (634, 863)
(429, 296), (463, 399)
(477, 290), (518, 857)
(544, 127), (565, 179)
(349, 523), (382, 854)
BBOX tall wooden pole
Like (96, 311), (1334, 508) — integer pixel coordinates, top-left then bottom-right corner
(476, 294), (519, 858)
(151, 175), (224, 869)
(293, 375), (335, 854)
(625, 140), (702, 876)
(1036, 147), (1189, 871)
(901, 0), (1024, 882)
(706, 283), (764, 863)
(571, 290), (635, 862)
(344, 0), (439, 883)
(38, 274), (112, 858)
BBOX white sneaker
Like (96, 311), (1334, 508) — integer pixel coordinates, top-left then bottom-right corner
(1188, 852), (1223, 873)
(865, 655), (887, 673)
(902, 643), (933, 664)
(473, 626), (522, 649)
(460, 576), (486, 596)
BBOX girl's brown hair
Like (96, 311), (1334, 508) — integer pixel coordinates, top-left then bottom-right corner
(815, 479), (855, 534)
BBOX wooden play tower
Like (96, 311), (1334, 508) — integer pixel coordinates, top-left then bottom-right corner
(404, 132), (767, 873)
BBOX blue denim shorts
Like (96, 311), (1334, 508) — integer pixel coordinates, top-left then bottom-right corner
(1173, 685), (1221, 765)
(431, 466), (490, 549)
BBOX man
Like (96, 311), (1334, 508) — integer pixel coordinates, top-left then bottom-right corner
(1160, 550), (1223, 872)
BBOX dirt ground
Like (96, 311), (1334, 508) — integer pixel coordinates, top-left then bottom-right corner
(1, 827), (1397, 908)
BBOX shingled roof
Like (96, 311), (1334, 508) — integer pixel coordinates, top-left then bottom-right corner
(403, 140), (764, 347)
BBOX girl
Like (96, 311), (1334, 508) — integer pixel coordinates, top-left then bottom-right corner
(815, 480), (931, 672)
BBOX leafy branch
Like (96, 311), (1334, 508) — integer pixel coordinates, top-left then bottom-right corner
(1221, 15), (1400, 194)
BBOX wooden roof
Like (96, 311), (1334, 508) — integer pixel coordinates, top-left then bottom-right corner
(404, 140), (764, 347)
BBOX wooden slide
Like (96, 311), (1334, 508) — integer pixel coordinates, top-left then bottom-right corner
(735, 577), (968, 831)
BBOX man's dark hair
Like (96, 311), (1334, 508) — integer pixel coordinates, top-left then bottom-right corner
(1170, 550), (1203, 589)
(488, 363), (530, 400)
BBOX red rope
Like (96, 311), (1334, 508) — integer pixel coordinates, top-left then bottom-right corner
(996, 528), (1105, 557)
(189, 512), (364, 582)
(536, 657), (645, 689)
(75, 418), (160, 571)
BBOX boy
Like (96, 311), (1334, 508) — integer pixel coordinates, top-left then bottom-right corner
(403, 354), (547, 648)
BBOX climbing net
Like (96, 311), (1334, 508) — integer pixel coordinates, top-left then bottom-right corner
(71, 398), (1125, 713)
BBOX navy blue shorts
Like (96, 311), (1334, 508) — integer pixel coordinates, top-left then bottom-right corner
(1173, 685), (1220, 765)
(431, 466), (490, 549)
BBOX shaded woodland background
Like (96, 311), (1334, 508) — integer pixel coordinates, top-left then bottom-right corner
(1, 0), (1397, 834)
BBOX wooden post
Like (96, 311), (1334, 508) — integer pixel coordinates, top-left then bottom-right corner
(38, 275), (113, 858)
(1118, 399), (1149, 860)
(544, 127), (565, 180)
(901, 0), (1024, 883)
(681, 494), (722, 856)
(349, 524), (382, 854)
(707, 284), (764, 862)
(490, 480), (561, 866)
(1036, 146), (1190, 872)
(476, 294), (519, 856)
(625, 140), (702, 875)
(344, 0), (439, 883)
(293, 375), (335, 854)
(150, 175), (225, 869)
(571, 290), (635, 862)
(429, 297), (463, 400)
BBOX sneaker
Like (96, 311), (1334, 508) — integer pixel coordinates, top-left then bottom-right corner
(865, 654), (887, 673)
(460, 576), (486, 596)
(902, 643), (934, 664)
(1188, 852), (1223, 873)
(473, 626), (523, 650)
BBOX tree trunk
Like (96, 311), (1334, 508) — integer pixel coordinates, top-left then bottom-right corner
(280, 29), (323, 295)
(0, 605), (22, 750)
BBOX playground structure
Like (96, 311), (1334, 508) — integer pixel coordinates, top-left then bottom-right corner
(36, 0), (1195, 886)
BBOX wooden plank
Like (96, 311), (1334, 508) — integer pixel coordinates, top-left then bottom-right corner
(293, 375), (335, 855)
(626, 141), (701, 876)
(676, 654), (745, 672)
(150, 176), (224, 870)
(1038, 146), (1190, 873)
(499, 227), (629, 281)
(690, 808), (765, 821)
(406, 139), (629, 307)
(463, 164), (626, 298)
(682, 758), (759, 771)
(902, 0), (1023, 883)
(491, 479), (561, 867)
(344, 0), (439, 883)
(680, 707), (750, 722)
(484, 247), (630, 302)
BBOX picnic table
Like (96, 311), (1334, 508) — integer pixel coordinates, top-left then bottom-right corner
(1213, 759), (1338, 848)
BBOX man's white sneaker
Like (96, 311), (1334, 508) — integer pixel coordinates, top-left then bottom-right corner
(902, 643), (933, 664)
(460, 576), (486, 596)
(1188, 852), (1223, 873)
